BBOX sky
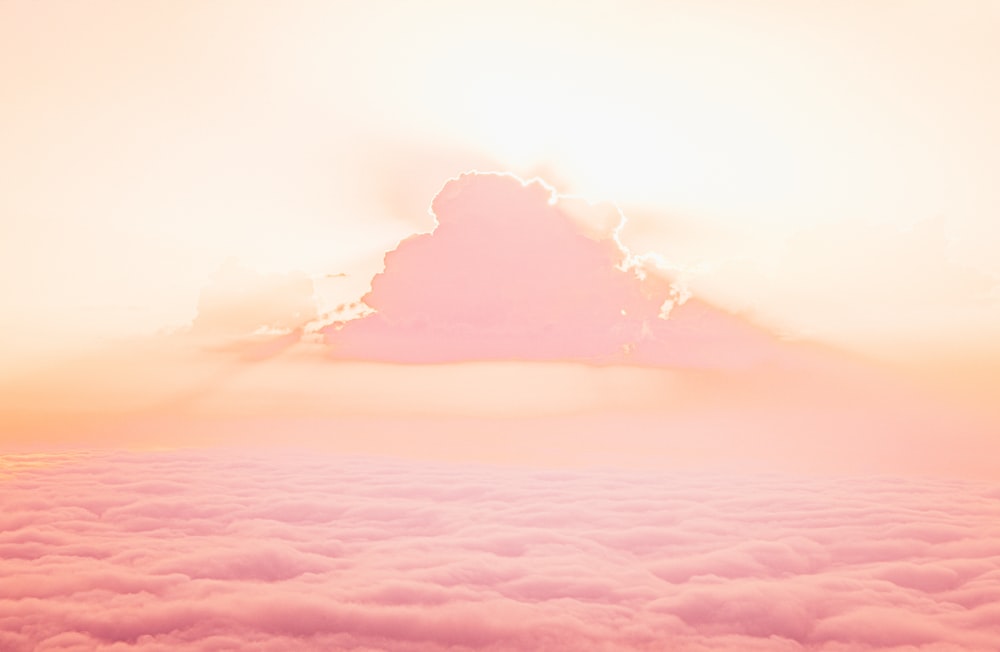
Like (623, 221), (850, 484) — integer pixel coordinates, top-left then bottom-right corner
(2, 0), (1000, 374)
(0, 168), (995, 478)
(1, 0), (998, 462)
(3, 3), (1000, 650)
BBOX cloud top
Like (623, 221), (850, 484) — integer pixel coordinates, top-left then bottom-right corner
(3, 450), (1000, 651)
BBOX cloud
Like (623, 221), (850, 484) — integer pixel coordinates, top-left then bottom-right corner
(2, 450), (1000, 650)
(321, 172), (778, 367)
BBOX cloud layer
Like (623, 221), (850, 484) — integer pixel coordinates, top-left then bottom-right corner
(3, 450), (1000, 650)
(322, 173), (777, 368)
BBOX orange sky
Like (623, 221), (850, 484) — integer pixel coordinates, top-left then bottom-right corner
(1, 1), (999, 474)
(2, 170), (997, 479)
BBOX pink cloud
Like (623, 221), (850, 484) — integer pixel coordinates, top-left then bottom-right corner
(2, 450), (1000, 650)
(322, 172), (778, 368)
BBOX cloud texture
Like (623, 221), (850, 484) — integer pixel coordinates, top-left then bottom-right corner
(3, 450), (1000, 650)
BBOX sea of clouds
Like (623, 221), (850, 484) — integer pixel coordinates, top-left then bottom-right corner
(2, 449), (999, 651)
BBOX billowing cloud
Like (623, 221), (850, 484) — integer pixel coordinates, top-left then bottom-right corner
(2, 450), (1000, 650)
(322, 173), (777, 367)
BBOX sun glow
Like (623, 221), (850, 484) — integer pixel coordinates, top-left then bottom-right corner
(3, 1), (999, 372)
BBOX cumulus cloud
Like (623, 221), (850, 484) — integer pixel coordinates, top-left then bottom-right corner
(2, 450), (1000, 650)
(321, 173), (778, 368)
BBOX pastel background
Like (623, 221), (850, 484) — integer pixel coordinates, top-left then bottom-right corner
(2, 1), (999, 650)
